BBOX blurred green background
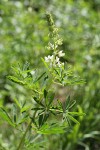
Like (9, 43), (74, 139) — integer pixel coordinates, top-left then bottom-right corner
(0, 0), (100, 149)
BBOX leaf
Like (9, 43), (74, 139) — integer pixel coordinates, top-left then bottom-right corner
(68, 112), (86, 116)
(39, 114), (43, 127)
(18, 117), (28, 124)
(37, 123), (69, 134)
(34, 72), (46, 83)
(33, 97), (44, 107)
(43, 113), (49, 123)
(7, 76), (25, 85)
(21, 105), (31, 113)
(64, 96), (76, 110)
(27, 140), (46, 149)
(11, 66), (19, 75)
(14, 98), (21, 109)
(54, 68), (60, 76)
(32, 107), (43, 111)
(44, 89), (48, 99)
(77, 105), (85, 121)
(67, 114), (80, 125)
(69, 100), (76, 109)
(17, 112), (28, 124)
(44, 90), (55, 107)
(48, 91), (55, 107)
(66, 116), (71, 126)
(64, 96), (70, 110)
(14, 114), (16, 123)
(0, 107), (15, 127)
(38, 113), (49, 127)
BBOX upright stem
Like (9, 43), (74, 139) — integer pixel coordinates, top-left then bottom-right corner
(16, 119), (32, 150)
(16, 112), (36, 150)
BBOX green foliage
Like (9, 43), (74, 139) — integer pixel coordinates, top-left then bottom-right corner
(0, 12), (84, 150)
(0, 0), (100, 150)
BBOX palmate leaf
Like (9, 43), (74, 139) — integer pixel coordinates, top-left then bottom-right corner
(62, 96), (76, 111)
(37, 122), (69, 134)
(0, 107), (15, 127)
(38, 113), (49, 127)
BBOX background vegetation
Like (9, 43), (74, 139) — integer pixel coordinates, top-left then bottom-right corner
(0, 0), (100, 150)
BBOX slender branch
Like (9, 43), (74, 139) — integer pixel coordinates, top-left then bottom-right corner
(16, 112), (36, 150)
(16, 120), (32, 150)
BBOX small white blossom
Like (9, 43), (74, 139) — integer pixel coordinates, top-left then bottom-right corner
(44, 55), (54, 62)
(57, 62), (64, 67)
(44, 54), (64, 68)
(50, 55), (54, 62)
(55, 56), (60, 63)
(58, 50), (65, 57)
(44, 56), (49, 62)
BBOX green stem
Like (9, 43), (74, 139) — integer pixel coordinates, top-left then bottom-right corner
(16, 120), (32, 150)
(16, 112), (36, 150)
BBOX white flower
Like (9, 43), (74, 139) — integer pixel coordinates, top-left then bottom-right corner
(44, 55), (54, 62)
(57, 62), (64, 67)
(45, 56), (49, 62)
(58, 50), (65, 57)
(55, 56), (60, 63)
(44, 54), (64, 68)
(50, 55), (54, 62)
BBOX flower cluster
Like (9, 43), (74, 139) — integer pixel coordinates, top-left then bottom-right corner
(44, 51), (65, 67)
(44, 13), (65, 68)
